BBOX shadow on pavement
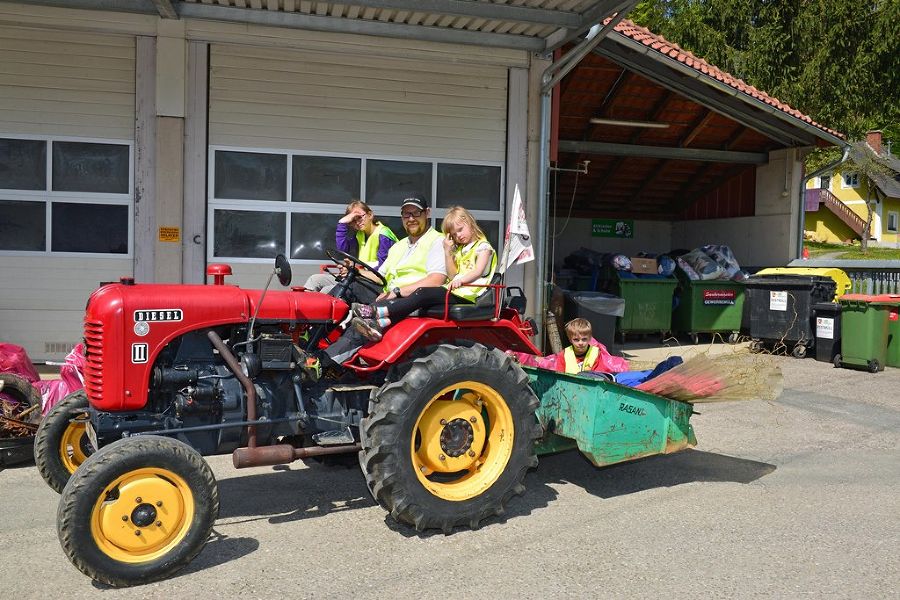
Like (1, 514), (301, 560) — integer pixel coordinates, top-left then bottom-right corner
(211, 447), (773, 541)
(216, 461), (376, 524)
(534, 448), (776, 499)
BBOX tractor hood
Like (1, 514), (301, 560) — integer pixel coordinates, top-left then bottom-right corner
(82, 281), (348, 411)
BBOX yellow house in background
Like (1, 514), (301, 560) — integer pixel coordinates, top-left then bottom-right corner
(805, 131), (900, 247)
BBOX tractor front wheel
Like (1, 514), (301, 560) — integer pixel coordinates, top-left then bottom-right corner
(35, 390), (92, 493)
(359, 344), (540, 533)
(57, 436), (218, 587)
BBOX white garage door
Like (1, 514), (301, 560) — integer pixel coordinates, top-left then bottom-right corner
(207, 43), (508, 287)
(0, 26), (135, 361)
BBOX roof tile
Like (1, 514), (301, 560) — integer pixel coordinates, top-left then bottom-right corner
(610, 19), (843, 140)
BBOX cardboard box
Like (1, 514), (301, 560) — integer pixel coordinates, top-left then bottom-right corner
(631, 257), (658, 275)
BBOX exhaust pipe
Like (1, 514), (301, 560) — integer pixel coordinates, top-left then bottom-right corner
(233, 443), (361, 469)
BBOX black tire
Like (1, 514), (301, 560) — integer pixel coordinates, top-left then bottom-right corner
(868, 359), (881, 373)
(34, 389), (91, 493)
(791, 344), (807, 359)
(359, 344), (540, 533)
(727, 332), (741, 345)
(0, 372), (41, 413)
(832, 353), (842, 369)
(57, 436), (218, 587)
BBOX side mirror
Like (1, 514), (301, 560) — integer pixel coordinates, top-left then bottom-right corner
(275, 254), (292, 287)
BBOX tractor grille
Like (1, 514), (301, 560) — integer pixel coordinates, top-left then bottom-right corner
(83, 319), (104, 404)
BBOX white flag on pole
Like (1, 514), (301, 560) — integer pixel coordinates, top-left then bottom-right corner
(500, 184), (534, 273)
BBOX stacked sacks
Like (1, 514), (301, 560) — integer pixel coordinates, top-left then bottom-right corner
(675, 245), (748, 282)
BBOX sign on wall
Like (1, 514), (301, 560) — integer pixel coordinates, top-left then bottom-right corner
(592, 218), (633, 238)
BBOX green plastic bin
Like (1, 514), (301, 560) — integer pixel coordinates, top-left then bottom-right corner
(608, 272), (676, 340)
(864, 294), (900, 368)
(836, 294), (892, 372)
(887, 302), (900, 368)
(671, 269), (745, 344)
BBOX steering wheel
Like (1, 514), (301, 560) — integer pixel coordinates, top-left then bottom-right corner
(325, 248), (387, 295)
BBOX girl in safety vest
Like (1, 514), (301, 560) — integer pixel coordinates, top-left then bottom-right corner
(351, 206), (496, 341)
(510, 318), (629, 375)
(303, 200), (398, 292)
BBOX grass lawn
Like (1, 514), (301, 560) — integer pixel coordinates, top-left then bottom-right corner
(804, 241), (900, 260)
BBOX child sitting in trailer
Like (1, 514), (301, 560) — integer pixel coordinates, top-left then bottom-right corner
(510, 318), (630, 375)
(510, 318), (685, 386)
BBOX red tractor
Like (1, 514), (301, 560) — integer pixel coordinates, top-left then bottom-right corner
(39, 253), (544, 586)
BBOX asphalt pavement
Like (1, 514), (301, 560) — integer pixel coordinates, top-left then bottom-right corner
(1, 344), (898, 599)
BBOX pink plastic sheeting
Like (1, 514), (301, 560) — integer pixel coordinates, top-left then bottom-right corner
(0, 343), (84, 415)
(33, 343), (85, 415)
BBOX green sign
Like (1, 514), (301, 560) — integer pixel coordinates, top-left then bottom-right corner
(592, 218), (634, 238)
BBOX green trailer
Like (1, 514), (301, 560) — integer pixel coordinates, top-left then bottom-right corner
(528, 366), (696, 464)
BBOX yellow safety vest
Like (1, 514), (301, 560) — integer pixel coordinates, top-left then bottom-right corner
(355, 222), (398, 267)
(380, 228), (443, 290)
(447, 236), (497, 302)
(563, 345), (599, 374)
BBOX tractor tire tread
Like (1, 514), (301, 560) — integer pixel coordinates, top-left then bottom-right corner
(34, 389), (89, 494)
(359, 344), (538, 534)
(57, 436), (219, 587)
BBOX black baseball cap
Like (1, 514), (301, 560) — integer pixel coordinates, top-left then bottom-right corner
(400, 196), (427, 212)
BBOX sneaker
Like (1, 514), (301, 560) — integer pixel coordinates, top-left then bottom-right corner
(352, 317), (383, 341)
(351, 302), (376, 319)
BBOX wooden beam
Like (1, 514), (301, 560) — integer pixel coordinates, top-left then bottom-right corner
(679, 109), (715, 148)
(558, 141), (768, 164)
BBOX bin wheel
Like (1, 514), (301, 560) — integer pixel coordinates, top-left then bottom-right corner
(791, 344), (807, 359)
(832, 353), (842, 369)
(867, 359), (881, 373)
(727, 332), (740, 345)
(749, 340), (763, 353)
(690, 333), (699, 345)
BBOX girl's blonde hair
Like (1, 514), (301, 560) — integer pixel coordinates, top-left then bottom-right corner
(441, 206), (485, 241)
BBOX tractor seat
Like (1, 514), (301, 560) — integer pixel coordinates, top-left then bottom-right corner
(421, 274), (518, 322)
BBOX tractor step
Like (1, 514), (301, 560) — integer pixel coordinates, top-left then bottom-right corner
(312, 426), (356, 446)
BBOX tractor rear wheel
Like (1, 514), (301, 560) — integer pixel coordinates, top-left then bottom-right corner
(35, 390), (92, 493)
(57, 436), (218, 587)
(359, 344), (540, 533)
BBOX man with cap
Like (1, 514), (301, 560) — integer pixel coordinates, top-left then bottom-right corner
(322, 195), (447, 366)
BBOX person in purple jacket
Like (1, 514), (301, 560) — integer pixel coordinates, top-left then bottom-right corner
(304, 200), (398, 293)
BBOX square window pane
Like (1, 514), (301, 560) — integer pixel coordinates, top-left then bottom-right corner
(292, 156), (361, 204)
(213, 209), (285, 258)
(478, 220), (501, 254)
(436, 163), (501, 211)
(52, 142), (129, 194)
(366, 160), (431, 207)
(0, 138), (46, 190)
(289, 212), (342, 260)
(380, 216), (405, 241)
(214, 151), (286, 201)
(51, 203), (128, 253)
(0, 200), (45, 250)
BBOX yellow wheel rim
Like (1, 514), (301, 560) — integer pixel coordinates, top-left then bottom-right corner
(90, 468), (194, 563)
(59, 418), (88, 474)
(411, 381), (514, 502)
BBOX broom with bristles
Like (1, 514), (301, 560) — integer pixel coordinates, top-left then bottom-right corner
(634, 351), (783, 403)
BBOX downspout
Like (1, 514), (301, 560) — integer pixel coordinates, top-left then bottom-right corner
(798, 145), (851, 257)
(534, 7), (632, 347)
